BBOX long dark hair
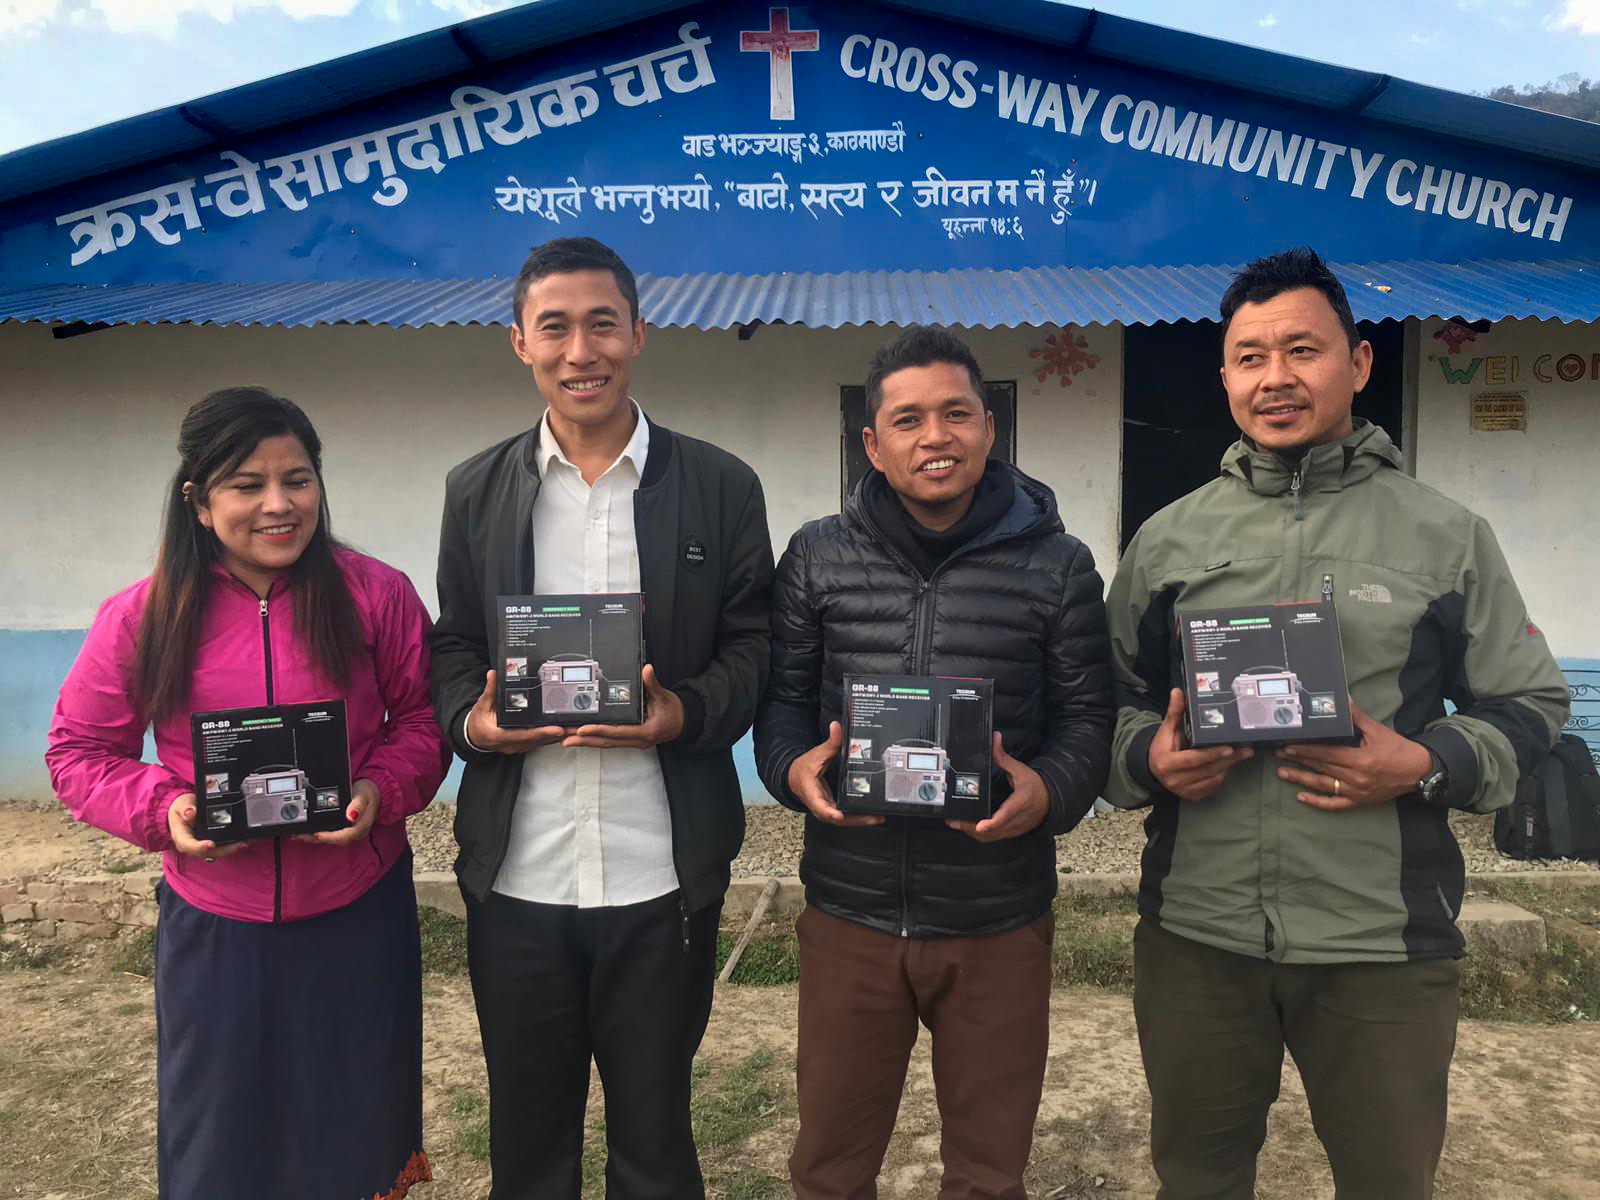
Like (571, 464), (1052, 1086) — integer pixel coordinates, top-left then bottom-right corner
(134, 387), (364, 722)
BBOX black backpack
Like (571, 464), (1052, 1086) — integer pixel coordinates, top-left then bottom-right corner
(1494, 734), (1600, 861)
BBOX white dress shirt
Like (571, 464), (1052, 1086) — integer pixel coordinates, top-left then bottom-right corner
(490, 404), (678, 908)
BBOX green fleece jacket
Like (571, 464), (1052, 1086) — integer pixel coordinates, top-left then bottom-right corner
(1105, 421), (1569, 963)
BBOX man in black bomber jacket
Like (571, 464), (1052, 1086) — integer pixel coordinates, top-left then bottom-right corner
(755, 326), (1114, 1199)
(429, 238), (773, 1199)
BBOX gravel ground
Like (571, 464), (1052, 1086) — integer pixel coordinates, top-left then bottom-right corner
(403, 801), (1600, 879)
(8, 800), (1596, 882)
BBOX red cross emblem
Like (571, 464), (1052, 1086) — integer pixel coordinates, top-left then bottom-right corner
(740, 7), (819, 121)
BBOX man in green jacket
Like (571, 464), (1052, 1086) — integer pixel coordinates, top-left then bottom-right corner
(1105, 246), (1569, 1199)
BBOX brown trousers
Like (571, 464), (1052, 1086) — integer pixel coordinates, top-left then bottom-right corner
(789, 905), (1055, 1200)
(1133, 918), (1462, 1200)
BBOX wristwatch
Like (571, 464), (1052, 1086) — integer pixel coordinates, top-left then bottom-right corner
(1417, 749), (1450, 804)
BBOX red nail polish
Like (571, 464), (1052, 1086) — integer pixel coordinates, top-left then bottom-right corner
(347, 807), (359, 822)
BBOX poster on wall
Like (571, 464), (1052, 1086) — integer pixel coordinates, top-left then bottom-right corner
(1471, 391), (1528, 432)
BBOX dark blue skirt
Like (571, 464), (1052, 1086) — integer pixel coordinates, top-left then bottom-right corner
(154, 853), (430, 1200)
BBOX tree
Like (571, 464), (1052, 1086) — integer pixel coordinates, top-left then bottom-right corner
(1483, 74), (1600, 123)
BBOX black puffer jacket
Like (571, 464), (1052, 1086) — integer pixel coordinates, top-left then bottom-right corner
(755, 466), (1114, 938)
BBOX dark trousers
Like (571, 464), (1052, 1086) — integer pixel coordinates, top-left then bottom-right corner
(789, 905), (1054, 1200)
(155, 856), (425, 1200)
(464, 887), (721, 1200)
(1133, 918), (1462, 1200)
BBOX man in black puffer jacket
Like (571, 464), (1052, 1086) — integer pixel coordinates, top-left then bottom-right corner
(755, 326), (1113, 1199)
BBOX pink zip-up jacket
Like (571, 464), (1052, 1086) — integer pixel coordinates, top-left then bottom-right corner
(47, 549), (451, 923)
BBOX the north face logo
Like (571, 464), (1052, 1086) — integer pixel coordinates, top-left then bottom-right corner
(1349, 584), (1393, 604)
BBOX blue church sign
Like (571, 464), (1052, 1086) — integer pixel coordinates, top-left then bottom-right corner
(3, 0), (1598, 285)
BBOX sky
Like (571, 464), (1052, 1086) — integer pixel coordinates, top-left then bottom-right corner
(0, 0), (1596, 156)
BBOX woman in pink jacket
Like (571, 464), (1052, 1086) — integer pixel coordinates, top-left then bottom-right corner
(48, 386), (451, 1200)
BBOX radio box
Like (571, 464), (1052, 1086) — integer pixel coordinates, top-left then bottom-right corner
(1178, 601), (1353, 747)
(839, 674), (994, 821)
(497, 593), (645, 727)
(190, 701), (353, 843)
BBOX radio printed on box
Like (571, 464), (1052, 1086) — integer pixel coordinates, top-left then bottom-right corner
(190, 701), (353, 842)
(540, 657), (601, 713)
(839, 674), (994, 821)
(883, 743), (948, 805)
(497, 594), (645, 727)
(1178, 599), (1353, 747)
(1234, 672), (1302, 730)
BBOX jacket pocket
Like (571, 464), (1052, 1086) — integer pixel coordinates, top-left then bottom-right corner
(1434, 883), (1455, 922)
(1025, 908), (1055, 947)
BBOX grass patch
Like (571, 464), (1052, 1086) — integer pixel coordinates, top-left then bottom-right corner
(1055, 892), (1140, 919)
(1460, 917), (1600, 1023)
(0, 939), (70, 971)
(711, 897), (1140, 991)
(714, 931), (800, 986)
(582, 1114), (608, 1191)
(1027, 1100), (1141, 1195)
(448, 1089), (490, 1162)
(418, 905), (469, 975)
(1051, 896), (1137, 993)
(692, 1049), (779, 1152)
(719, 1169), (784, 1199)
(109, 927), (156, 977)
(1478, 878), (1600, 928)
(103, 860), (148, 875)
(1461, 879), (1600, 1022)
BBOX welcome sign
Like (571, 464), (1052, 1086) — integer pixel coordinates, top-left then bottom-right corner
(2, 0), (1596, 286)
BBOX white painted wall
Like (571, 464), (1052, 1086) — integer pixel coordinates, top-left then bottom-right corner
(0, 319), (1123, 628)
(1414, 316), (1600, 659)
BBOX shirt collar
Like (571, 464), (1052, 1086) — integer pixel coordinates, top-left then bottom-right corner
(536, 401), (650, 481)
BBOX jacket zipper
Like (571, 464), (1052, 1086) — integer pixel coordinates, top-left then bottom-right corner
(859, 515), (983, 941)
(1269, 466), (1308, 956)
(851, 495), (1036, 939)
(899, 573), (943, 937)
(259, 595), (283, 924)
(486, 479), (542, 894)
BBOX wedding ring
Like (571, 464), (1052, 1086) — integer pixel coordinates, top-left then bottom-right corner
(1332, 778), (1341, 796)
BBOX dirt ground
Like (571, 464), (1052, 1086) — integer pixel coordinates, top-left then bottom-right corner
(6, 802), (1600, 1197)
(1, 963), (1598, 1200)
(0, 808), (154, 880)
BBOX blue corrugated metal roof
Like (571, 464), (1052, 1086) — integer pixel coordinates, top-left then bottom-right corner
(3, 259), (1595, 330)
(0, 0), (1595, 211)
